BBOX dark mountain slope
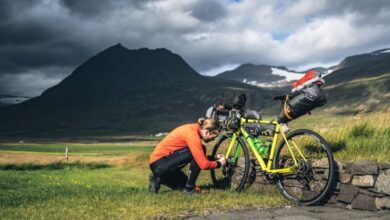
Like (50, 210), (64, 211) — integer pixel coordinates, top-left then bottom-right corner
(325, 48), (390, 85)
(0, 44), (275, 137)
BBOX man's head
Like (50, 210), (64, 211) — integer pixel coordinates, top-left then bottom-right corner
(197, 117), (221, 143)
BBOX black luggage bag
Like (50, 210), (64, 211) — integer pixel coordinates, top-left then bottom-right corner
(277, 84), (327, 123)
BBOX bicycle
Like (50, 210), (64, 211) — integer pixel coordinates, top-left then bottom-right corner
(209, 108), (335, 205)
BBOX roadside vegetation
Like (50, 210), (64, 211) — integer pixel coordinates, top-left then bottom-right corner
(0, 152), (285, 219)
(0, 112), (388, 218)
(288, 111), (390, 162)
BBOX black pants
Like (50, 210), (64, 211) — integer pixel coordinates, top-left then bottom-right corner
(149, 146), (209, 190)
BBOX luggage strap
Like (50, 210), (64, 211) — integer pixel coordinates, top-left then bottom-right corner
(284, 95), (295, 120)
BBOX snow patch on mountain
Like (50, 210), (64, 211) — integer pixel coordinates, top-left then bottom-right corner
(246, 79), (291, 88)
(379, 49), (390, 53)
(270, 67), (303, 81)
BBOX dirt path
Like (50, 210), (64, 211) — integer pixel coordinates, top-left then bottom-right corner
(0, 152), (141, 166)
(187, 206), (390, 220)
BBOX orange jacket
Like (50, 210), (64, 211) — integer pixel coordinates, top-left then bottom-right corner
(149, 123), (218, 170)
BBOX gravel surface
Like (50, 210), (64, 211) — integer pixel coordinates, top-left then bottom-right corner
(186, 206), (390, 220)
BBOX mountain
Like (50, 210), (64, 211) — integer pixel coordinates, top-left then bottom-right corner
(323, 73), (390, 114)
(324, 48), (390, 85)
(270, 48), (390, 114)
(216, 48), (390, 115)
(0, 44), (276, 137)
(215, 63), (304, 88)
(320, 48), (390, 114)
(0, 95), (31, 108)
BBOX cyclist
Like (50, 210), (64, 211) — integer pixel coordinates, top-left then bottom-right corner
(149, 118), (226, 194)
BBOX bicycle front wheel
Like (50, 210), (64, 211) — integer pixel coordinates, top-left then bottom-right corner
(273, 129), (335, 205)
(210, 134), (250, 192)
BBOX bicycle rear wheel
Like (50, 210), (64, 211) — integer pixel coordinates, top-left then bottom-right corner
(210, 134), (250, 192)
(273, 129), (335, 205)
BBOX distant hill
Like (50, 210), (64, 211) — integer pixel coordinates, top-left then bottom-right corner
(323, 73), (390, 114)
(321, 49), (390, 114)
(274, 49), (390, 114)
(325, 48), (390, 85)
(213, 48), (390, 115)
(0, 95), (30, 108)
(0, 44), (275, 137)
(215, 64), (304, 88)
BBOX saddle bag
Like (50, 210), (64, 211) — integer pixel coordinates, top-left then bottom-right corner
(277, 70), (327, 123)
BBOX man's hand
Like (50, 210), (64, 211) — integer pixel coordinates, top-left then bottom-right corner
(216, 155), (226, 167)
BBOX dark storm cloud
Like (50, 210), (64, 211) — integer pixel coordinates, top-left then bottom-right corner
(0, 0), (39, 20)
(61, 0), (112, 17)
(60, 0), (153, 17)
(0, 43), (91, 73)
(189, 0), (227, 22)
(0, 0), (389, 96)
(0, 0), (99, 74)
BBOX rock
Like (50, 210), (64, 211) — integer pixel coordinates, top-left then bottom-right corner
(309, 180), (326, 193)
(343, 163), (353, 173)
(327, 195), (338, 204)
(323, 169), (330, 179)
(254, 175), (269, 184)
(337, 184), (359, 203)
(379, 163), (390, 170)
(339, 183), (359, 195)
(374, 169), (390, 195)
(351, 175), (376, 187)
(351, 194), (377, 211)
(350, 161), (378, 175)
(312, 158), (330, 169)
(375, 197), (390, 210)
(336, 182), (341, 190)
(289, 186), (303, 196)
(376, 197), (382, 210)
(377, 197), (390, 209)
(340, 173), (352, 184)
(337, 194), (355, 204)
(335, 201), (347, 208)
(359, 188), (377, 197)
(366, 188), (387, 197)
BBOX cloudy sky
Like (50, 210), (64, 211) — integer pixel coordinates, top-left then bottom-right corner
(1, 0), (390, 96)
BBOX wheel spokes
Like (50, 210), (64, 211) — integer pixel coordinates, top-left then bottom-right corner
(277, 133), (332, 202)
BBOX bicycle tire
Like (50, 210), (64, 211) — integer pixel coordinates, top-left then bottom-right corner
(210, 135), (251, 192)
(273, 129), (335, 205)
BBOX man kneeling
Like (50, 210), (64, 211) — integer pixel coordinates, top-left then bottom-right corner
(149, 118), (226, 194)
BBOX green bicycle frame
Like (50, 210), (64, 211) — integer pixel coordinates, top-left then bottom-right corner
(224, 118), (307, 174)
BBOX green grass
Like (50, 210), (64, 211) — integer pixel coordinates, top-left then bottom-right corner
(286, 112), (390, 162)
(1, 112), (388, 218)
(0, 161), (286, 219)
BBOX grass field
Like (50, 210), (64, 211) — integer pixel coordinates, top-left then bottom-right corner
(0, 152), (286, 219)
(287, 111), (390, 162)
(0, 111), (388, 219)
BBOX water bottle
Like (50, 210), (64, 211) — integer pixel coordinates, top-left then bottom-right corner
(253, 137), (270, 158)
(263, 139), (273, 158)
